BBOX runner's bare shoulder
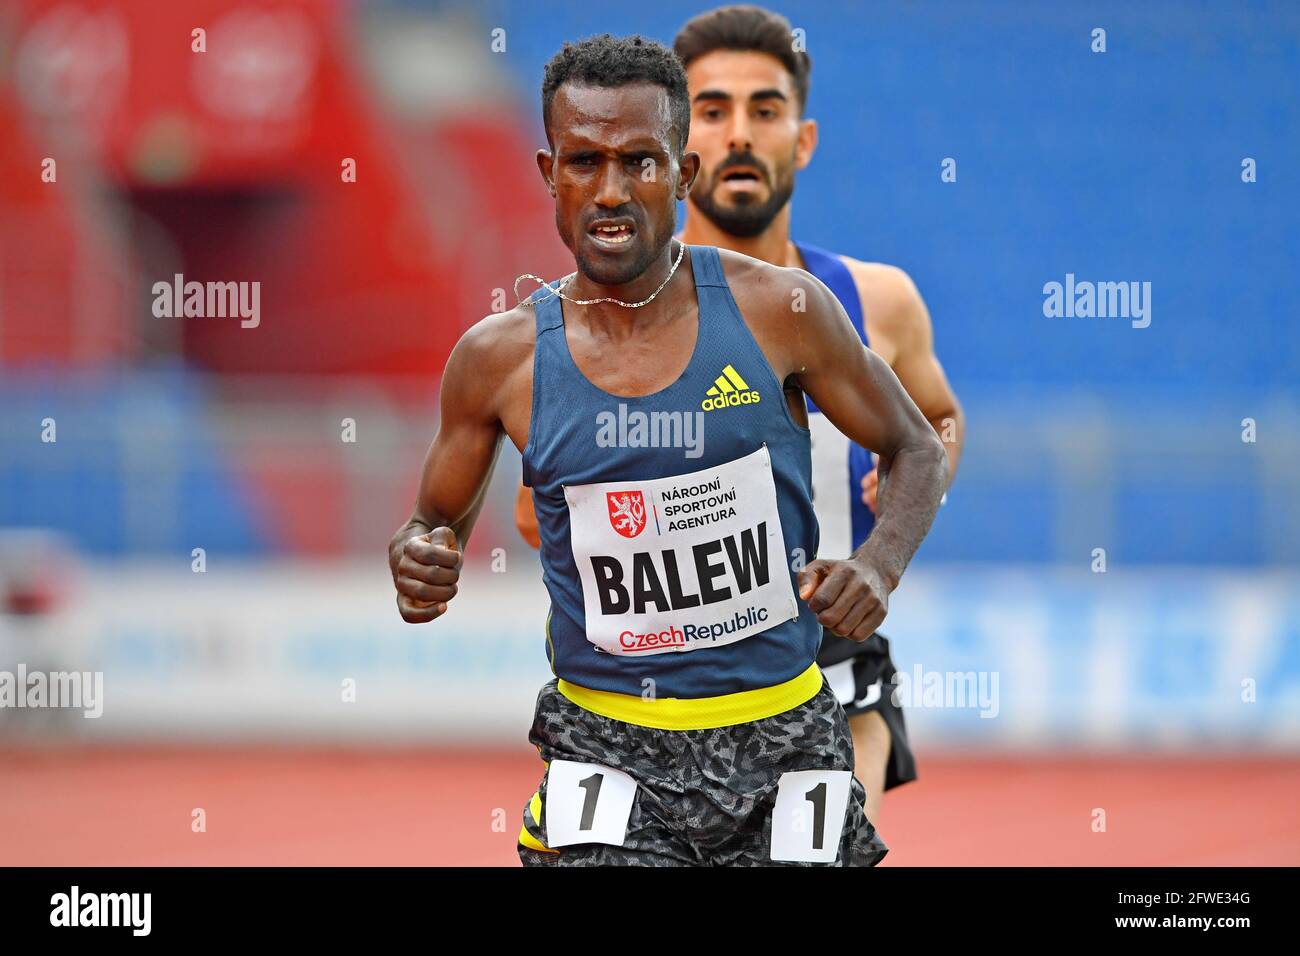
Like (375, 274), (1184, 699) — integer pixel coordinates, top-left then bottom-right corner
(443, 303), (538, 419)
(838, 256), (927, 343)
(712, 245), (841, 372)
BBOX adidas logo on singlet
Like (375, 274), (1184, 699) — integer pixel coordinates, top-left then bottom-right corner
(701, 364), (762, 411)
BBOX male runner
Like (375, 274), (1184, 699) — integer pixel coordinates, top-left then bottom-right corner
(390, 34), (947, 866)
(516, 6), (966, 824)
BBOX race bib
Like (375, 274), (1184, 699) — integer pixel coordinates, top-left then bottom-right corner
(769, 770), (853, 863)
(564, 445), (798, 656)
(544, 759), (638, 848)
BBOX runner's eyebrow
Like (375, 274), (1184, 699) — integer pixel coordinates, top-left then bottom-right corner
(560, 140), (668, 160)
(693, 89), (788, 105)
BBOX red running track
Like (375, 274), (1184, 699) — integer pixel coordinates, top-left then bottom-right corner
(1, 747), (1296, 866)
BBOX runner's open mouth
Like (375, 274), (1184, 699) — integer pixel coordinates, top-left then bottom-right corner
(588, 220), (636, 244)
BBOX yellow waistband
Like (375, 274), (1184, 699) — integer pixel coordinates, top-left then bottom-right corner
(556, 662), (823, 731)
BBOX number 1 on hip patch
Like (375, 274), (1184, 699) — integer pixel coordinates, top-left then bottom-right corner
(770, 769), (853, 863)
(544, 759), (638, 848)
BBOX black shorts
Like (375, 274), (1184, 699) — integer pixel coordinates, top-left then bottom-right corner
(815, 630), (917, 791)
(518, 677), (888, 867)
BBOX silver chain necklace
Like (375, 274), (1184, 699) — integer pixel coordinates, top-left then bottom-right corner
(514, 240), (686, 309)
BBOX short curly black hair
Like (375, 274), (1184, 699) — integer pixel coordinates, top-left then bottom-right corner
(541, 34), (691, 156)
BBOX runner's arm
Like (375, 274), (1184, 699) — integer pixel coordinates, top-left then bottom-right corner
(389, 324), (506, 621)
(864, 265), (964, 487)
(515, 481), (541, 549)
(793, 275), (947, 589)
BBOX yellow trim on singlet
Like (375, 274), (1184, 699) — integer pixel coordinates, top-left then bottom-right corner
(518, 825), (555, 853)
(556, 662), (823, 731)
(519, 790), (559, 854)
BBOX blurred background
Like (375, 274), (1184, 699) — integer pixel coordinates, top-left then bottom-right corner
(1, 0), (1297, 865)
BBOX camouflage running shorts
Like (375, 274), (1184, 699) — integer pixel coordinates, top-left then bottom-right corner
(517, 675), (888, 866)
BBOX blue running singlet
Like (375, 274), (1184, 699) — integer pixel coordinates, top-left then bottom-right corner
(521, 245), (822, 699)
